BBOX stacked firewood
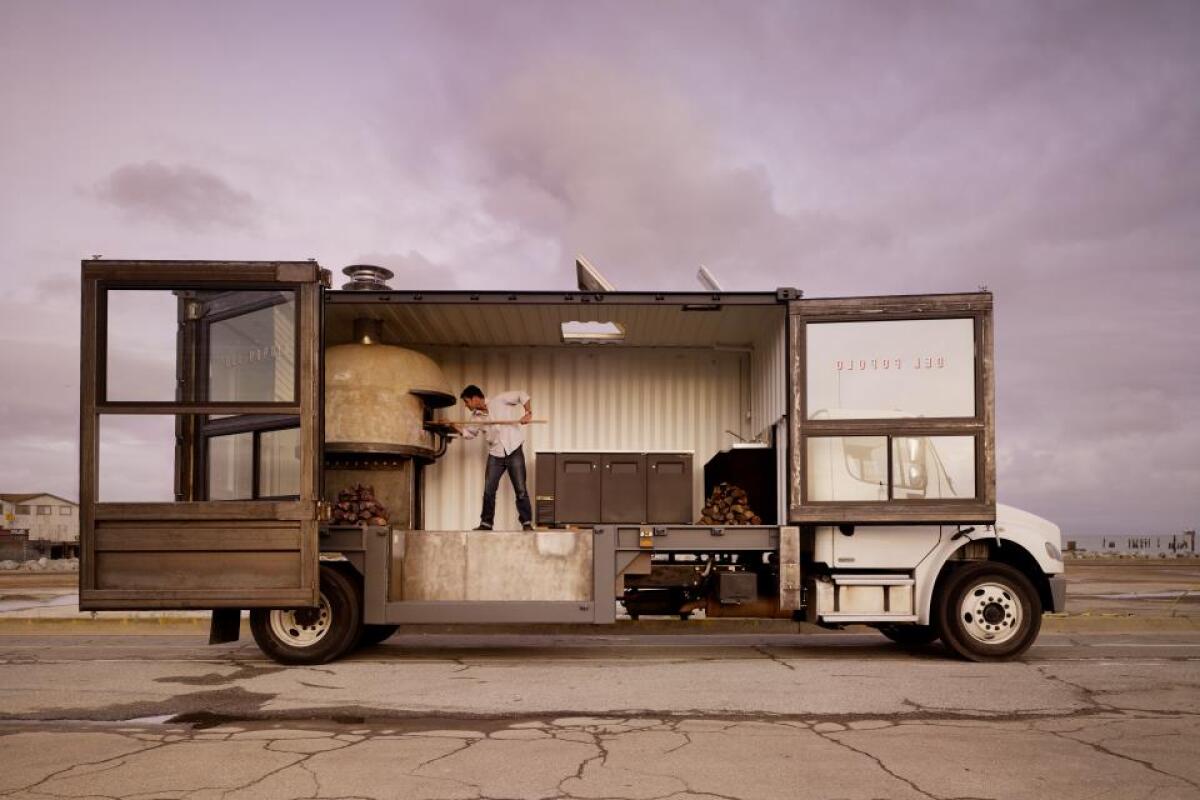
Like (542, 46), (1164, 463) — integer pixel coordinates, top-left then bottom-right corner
(331, 484), (389, 527)
(697, 483), (762, 526)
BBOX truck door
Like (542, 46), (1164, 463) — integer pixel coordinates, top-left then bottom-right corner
(79, 261), (324, 610)
(788, 293), (996, 525)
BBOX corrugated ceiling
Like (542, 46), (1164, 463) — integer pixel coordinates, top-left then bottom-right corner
(326, 302), (784, 348)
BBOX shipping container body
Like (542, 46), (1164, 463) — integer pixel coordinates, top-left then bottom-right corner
(78, 261), (1065, 664)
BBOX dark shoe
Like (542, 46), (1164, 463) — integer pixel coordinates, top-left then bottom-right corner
(474, 524), (493, 531)
(522, 523), (535, 531)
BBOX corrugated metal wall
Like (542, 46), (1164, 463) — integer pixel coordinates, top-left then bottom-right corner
(420, 347), (749, 531)
(750, 317), (788, 440)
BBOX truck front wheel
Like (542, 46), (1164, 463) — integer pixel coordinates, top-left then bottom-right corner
(250, 565), (363, 665)
(934, 562), (1042, 662)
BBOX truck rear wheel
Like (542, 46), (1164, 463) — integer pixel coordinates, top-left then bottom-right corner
(934, 562), (1042, 662)
(250, 565), (362, 665)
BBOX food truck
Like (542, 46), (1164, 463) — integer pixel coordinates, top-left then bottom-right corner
(78, 259), (1065, 664)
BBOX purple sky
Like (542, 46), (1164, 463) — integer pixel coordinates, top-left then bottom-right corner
(1, 1), (1197, 535)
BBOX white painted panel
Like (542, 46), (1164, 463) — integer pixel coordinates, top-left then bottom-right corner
(420, 347), (749, 531)
(750, 317), (788, 440)
(831, 525), (943, 569)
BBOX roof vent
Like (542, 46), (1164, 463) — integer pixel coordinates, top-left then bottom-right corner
(341, 264), (394, 291)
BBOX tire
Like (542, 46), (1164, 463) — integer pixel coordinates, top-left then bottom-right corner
(357, 624), (399, 649)
(934, 562), (1042, 662)
(250, 565), (363, 665)
(877, 624), (939, 646)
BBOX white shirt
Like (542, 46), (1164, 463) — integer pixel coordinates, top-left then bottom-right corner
(462, 390), (530, 457)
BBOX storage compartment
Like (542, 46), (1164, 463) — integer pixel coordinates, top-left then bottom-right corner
(702, 443), (777, 525)
(602, 453), (647, 523)
(646, 453), (693, 524)
(536, 451), (685, 525)
(555, 452), (602, 523)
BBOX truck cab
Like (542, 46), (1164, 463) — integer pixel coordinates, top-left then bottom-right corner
(77, 260), (1065, 664)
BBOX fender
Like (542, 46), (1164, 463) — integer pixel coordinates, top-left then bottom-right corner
(913, 504), (1065, 624)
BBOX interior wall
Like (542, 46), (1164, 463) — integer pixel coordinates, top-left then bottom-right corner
(750, 316), (789, 440)
(418, 346), (750, 531)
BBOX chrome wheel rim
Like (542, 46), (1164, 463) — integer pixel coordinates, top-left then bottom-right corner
(959, 580), (1022, 645)
(268, 592), (332, 647)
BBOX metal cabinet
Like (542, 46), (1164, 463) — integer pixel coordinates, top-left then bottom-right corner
(536, 451), (690, 526)
(646, 453), (693, 524)
(554, 452), (602, 523)
(601, 454), (646, 523)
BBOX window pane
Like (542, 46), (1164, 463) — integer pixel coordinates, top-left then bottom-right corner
(208, 433), (253, 500)
(105, 289), (296, 403)
(106, 291), (180, 401)
(892, 436), (976, 500)
(806, 436), (888, 501)
(806, 319), (975, 420)
(208, 295), (296, 402)
(259, 427), (301, 498)
(99, 415), (177, 501)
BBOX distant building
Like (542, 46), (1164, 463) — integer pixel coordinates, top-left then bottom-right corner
(0, 493), (79, 558)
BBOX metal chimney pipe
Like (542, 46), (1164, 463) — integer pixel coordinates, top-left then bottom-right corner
(341, 264), (394, 291)
(353, 318), (384, 345)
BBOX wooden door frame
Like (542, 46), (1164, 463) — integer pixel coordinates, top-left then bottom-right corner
(787, 293), (996, 525)
(79, 260), (323, 608)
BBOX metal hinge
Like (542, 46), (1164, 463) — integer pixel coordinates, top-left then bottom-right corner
(316, 500), (332, 523)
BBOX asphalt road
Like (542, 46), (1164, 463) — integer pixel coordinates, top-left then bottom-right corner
(2, 630), (1199, 799)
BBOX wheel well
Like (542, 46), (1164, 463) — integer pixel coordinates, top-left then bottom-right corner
(320, 554), (365, 581)
(935, 540), (1052, 611)
(989, 541), (1053, 612)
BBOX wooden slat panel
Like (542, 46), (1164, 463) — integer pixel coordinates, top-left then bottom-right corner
(95, 526), (301, 551)
(801, 419), (985, 436)
(80, 589), (314, 610)
(80, 275), (99, 593)
(83, 261), (318, 284)
(97, 403), (302, 415)
(790, 502), (995, 524)
(96, 551), (301, 590)
(94, 501), (312, 521)
(105, 520), (305, 530)
(790, 293), (993, 317)
(297, 281), (320, 598)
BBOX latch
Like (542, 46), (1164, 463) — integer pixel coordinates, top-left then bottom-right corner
(639, 527), (654, 549)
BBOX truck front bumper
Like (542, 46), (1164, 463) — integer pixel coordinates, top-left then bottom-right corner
(1048, 575), (1067, 613)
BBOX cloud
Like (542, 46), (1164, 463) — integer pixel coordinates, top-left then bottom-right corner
(93, 161), (258, 232)
(467, 61), (886, 290)
(1, 2), (1197, 535)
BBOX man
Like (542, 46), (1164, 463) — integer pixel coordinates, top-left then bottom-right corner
(457, 385), (534, 531)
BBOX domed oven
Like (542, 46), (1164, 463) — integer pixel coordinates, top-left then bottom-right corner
(323, 265), (456, 529)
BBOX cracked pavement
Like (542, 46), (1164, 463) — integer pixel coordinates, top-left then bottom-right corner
(1, 631), (1198, 799)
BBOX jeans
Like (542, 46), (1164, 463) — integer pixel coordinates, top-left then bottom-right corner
(480, 445), (532, 528)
